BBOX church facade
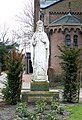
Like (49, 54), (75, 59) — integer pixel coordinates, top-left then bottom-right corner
(40, 0), (82, 74)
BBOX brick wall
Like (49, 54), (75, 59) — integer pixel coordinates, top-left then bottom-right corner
(49, 26), (82, 74)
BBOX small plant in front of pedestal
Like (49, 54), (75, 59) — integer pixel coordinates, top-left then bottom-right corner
(15, 102), (40, 120)
(35, 99), (47, 114)
(57, 105), (65, 115)
(51, 98), (59, 111)
(14, 99), (67, 120)
(29, 112), (37, 120)
(16, 102), (29, 118)
(48, 111), (59, 120)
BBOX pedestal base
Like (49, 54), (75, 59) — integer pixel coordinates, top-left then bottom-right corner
(22, 91), (59, 103)
(21, 80), (59, 103)
(31, 81), (49, 91)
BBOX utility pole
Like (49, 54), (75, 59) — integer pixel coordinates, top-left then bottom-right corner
(34, 0), (40, 32)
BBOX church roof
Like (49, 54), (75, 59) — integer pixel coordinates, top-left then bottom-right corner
(50, 12), (82, 26)
(40, 0), (62, 9)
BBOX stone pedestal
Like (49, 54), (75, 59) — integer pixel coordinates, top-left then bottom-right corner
(31, 81), (49, 91)
(22, 81), (59, 103)
(21, 78), (59, 103)
(22, 91), (59, 103)
(21, 80), (59, 103)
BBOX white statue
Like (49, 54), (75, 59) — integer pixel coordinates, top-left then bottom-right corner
(31, 20), (49, 81)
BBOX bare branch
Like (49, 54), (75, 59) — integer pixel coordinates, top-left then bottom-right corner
(0, 23), (10, 43)
(16, 0), (34, 29)
(14, 0), (34, 51)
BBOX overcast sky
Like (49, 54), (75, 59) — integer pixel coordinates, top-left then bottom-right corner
(0, 0), (33, 29)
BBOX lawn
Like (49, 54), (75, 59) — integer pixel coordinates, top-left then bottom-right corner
(66, 103), (82, 120)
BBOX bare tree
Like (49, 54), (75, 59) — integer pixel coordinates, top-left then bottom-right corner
(13, 0), (34, 52)
(0, 23), (19, 47)
(17, 0), (34, 28)
(0, 23), (10, 43)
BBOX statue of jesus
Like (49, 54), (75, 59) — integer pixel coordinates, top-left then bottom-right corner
(31, 20), (49, 81)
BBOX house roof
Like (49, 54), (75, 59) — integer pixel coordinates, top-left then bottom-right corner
(50, 12), (82, 26)
(40, 0), (62, 9)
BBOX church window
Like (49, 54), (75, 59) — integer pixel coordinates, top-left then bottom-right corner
(65, 34), (71, 46)
(73, 35), (78, 46)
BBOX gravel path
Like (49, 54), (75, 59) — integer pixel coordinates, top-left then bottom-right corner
(0, 102), (16, 120)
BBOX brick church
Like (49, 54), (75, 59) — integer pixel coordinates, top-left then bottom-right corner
(40, 0), (82, 75)
(26, 0), (82, 77)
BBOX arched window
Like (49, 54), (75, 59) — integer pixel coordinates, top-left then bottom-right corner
(73, 35), (78, 46)
(65, 34), (71, 46)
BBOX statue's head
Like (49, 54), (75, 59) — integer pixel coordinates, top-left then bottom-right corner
(36, 20), (44, 32)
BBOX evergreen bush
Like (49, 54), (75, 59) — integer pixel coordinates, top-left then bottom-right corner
(2, 48), (24, 104)
(58, 45), (81, 103)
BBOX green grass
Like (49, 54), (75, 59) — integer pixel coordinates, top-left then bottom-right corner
(67, 103), (82, 120)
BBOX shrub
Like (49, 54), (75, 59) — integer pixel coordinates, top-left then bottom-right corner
(51, 98), (59, 111)
(58, 45), (81, 103)
(2, 48), (24, 104)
